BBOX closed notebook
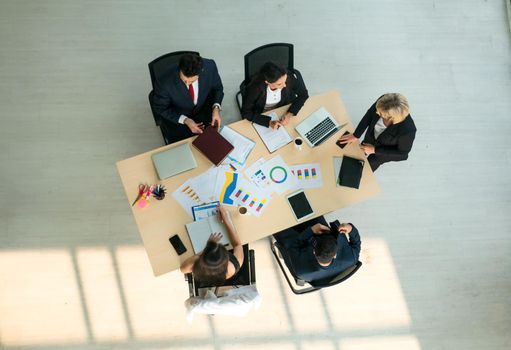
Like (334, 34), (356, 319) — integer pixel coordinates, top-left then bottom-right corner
(337, 156), (364, 189)
(192, 126), (234, 166)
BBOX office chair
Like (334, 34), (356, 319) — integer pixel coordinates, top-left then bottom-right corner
(236, 43), (304, 114)
(147, 50), (200, 144)
(185, 244), (256, 297)
(270, 237), (362, 295)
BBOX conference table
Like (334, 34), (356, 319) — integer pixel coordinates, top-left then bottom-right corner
(116, 90), (380, 276)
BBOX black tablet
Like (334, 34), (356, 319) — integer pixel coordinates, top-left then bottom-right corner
(286, 190), (314, 221)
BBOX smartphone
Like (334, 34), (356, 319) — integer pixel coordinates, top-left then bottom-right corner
(336, 131), (351, 149)
(330, 220), (341, 233)
(169, 234), (187, 255)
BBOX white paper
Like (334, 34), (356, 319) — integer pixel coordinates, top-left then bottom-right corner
(244, 157), (275, 194)
(172, 179), (206, 218)
(253, 112), (292, 153)
(228, 177), (272, 217)
(191, 166), (221, 202)
(289, 163), (323, 188)
(219, 126), (255, 170)
(214, 170), (241, 206)
(260, 155), (299, 194)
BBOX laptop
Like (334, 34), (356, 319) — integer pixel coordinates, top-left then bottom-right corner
(295, 107), (346, 147)
(152, 143), (197, 180)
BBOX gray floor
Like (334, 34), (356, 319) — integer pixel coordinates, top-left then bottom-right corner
(1, 1), (510, 350)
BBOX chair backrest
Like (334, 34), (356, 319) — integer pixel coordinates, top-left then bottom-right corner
(243, 43), (294, 82)
(148, 50), (200, 89)
(186, 244), (256, 297)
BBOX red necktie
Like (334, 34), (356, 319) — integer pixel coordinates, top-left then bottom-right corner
(188, 84), (195, 103)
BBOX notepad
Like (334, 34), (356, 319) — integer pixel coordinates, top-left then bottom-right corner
(185, 214), (232, 253)
(192, 126), (234, 166)
(253, 112), (292, 153)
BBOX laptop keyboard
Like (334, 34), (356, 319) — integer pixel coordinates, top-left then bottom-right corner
(305, 118), (337, 145)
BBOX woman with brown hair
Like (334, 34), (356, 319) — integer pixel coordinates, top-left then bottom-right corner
(339, 93), (417, 171)
(180, 206), (243, 286)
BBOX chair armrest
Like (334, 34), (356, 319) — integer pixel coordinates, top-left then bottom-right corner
(249, 249), (256, 283)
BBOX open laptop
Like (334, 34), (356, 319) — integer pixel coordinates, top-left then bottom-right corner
(152, 143), (197, 180)
(295, 107), (346, 147)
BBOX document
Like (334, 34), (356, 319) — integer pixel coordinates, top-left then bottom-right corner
(289, 163), (323, 188)
(253, 112), (292, 153)
(260, 155), (299, 194)
(228, 177), (272, 217)
(192, 201), (220, 221)
(219, 126), (256, 170)
(185, 215), (232, 253)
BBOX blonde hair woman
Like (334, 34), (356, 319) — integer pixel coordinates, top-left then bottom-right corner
(339, 93), (417, 171)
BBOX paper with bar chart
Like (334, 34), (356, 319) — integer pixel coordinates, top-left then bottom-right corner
(229, 177), (272, 217)
(289, 163), (323, 188)
(172, 179), (206, 217)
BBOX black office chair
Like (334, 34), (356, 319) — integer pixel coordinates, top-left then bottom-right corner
(236, 43), (304, 114)
(185, 244), (256, 297)
(148, 51), (199, 144)
(270, 237), (362, 295)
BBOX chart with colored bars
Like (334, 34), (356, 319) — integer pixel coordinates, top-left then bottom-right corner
(229, 178), (271, 217)
(289, 163), (323, 188)
(172, 180), (205, 218)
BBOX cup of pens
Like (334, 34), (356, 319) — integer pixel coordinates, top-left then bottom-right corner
(152, 185), (166, 200)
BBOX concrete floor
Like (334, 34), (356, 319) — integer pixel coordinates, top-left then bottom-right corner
(0, 1), (510, 349)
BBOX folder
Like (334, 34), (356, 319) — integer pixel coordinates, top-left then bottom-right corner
(337, 156), (364, 189)
(192, 126), (234, 166)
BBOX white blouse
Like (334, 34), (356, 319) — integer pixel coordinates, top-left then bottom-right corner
(265, 86), (282, 110)
(374, 118), (387, 139)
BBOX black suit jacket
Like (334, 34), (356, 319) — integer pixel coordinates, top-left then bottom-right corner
(275, 216), (361, 283)
(354, 100), (417, 163)
(152, 58), (224, 125)
(241, 70), (309, 127)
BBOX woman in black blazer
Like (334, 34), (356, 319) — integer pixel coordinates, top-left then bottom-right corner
(339, 93), (417, 171)
(241, 62), (309, 129)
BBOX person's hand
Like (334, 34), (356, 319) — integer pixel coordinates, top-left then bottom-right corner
(217, 205), (232, 226)
(211, 108), (221, 130)
(208, 232), (223, 243)
(338, 133), (358, 145)
(311, 223), (331, 235)
(184, 118), (204, 134)
(269, 120), (283, 130)
(279, 112), (292, 126)
(360, 143), (375, 155)
(338, 223), (353, 235)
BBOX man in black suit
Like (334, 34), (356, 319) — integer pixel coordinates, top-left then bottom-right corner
(274, 216), (361, 283)
(152, 54), (224, 143)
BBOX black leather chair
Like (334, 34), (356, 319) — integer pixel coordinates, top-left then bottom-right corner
(185, 244), (256, 297)
(148, 51), (199, 144)
(270, 237), (362, 295)
(236, 43), (303, 114)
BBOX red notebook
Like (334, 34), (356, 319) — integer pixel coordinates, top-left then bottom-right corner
(192, 126), (234, 166)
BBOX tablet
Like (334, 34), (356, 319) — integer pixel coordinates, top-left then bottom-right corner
(286, 190), (314, 221)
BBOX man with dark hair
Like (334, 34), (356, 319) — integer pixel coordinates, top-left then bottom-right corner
(152, 53), (224, 143)
(274, 216), (361, 283)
